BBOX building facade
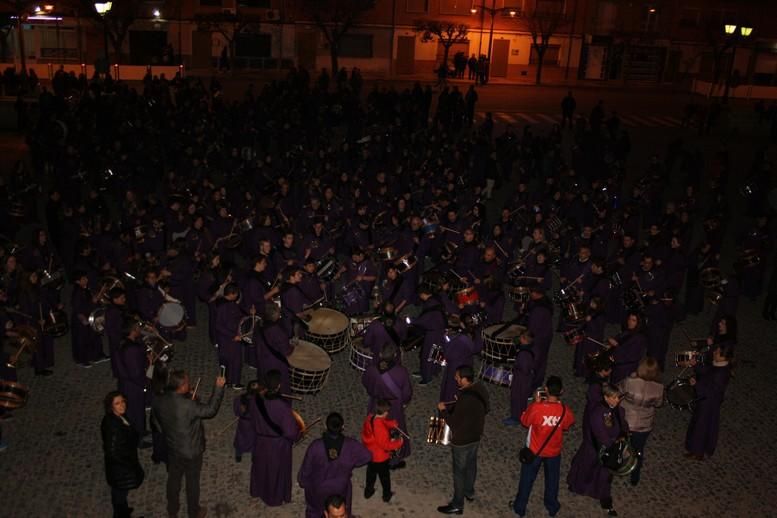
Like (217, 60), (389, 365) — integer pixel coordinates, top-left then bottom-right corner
(2, 0), (777, 86)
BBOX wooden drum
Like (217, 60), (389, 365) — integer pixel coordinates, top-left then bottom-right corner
(348, 336), (373, 372)
(481, 323), (527, 363)
(287, 340), (332, 394)
(305, 308), (350, 353)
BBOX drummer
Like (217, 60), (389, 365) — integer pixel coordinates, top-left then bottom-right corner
(411, 285), (447, 386)
(473, 246), (506, 324)
(526, 287), (554, 388)
(71, 270), (106, 367)
(339, 248), (377, 316)
(115, 320), (151, 446)
(163, 242), (197, 329)
(300, 258), (327, 304)
(440, 316), (482, 404)
(503, 331), (535, 426)
(255, 304), (294, 394)
(452, 228), (480, 279)
(380, 265), (412, 315)
(105, 287), (128, 378)
(280, 267), (312, 337)
(301, 219), (335, 263)
(136, 269), (165, 326)
(214, 283), (249, 390)
(363, 302), (405, 362)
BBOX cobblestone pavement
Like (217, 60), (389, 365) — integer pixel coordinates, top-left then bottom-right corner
(4, 125), (777, 517)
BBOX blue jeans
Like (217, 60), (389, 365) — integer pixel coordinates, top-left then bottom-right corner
(451, 441), (480, 508)
(512, 455), (561, 516)
(629, 431), (651, 485)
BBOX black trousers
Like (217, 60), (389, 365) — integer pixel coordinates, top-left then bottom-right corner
(366, 460), (391, 496)
(166, 453), (203, 518)
(110, 487), (130, 518)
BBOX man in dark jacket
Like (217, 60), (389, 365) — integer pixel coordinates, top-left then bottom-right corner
(152, 369), (225, 518)
(436, 365), (490, 515)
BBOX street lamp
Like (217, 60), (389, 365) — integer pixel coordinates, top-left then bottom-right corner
(94, 2), (112, 75)
(721, 23), (753, 104)
(471, 0), (505, 84)
(152, 8), (161, 19)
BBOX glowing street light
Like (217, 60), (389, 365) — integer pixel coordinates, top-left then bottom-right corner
(152, 8), (161, 18)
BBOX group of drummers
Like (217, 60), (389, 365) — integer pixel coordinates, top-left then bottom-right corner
(0, 70), (761, 516)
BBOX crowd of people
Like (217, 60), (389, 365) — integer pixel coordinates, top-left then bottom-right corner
(0, 62), (765, 517)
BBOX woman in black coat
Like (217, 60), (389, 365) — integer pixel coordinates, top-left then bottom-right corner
(101, 391), (144, 518)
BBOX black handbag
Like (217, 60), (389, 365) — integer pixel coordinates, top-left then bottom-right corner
(519, 404), (566, 464)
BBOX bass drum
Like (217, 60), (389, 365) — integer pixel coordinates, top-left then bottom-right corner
(666, 377), (697, 411)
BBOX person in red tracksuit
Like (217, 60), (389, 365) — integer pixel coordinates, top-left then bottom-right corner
(361, 399), (404, 503)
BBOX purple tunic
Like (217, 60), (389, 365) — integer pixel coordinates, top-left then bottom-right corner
(567, 403), (627, 501)
(362, 362), (412, 461)
(509, 346), (536, 419)
(233, 395), (256, 456)
(527, 300), (554, 387)
(363, 319), (404, 360)
(611, 332), (647, 384)
(71, 285), (103, 363)
(297, 436), (372, 518)
(250, 397), (300, 506)
(574, 313), (606, 377)
(255, 322), (292, 394)
(685, 364), (730, 457)
(136, 284), (164, 323)
(105, 304), (124, 378)
(214, 300), (244, 385)
(440, 333), (480, 403)
(115, 339), (147, 435)
(413, 298), (447, 382)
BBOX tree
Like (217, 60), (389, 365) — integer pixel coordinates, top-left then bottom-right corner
(299, 0), (376, 74)
(194, 10), (261, 69)
(75, 0), (140, 64)
(414, 20), (469, 73)
(510, 1), (568, 85)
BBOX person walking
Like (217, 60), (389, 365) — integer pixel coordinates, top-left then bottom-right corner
(152, 370), (225, 518)
(436, 365), (490, 515)
(617, 357), (664, 486)
(510, 376), (575, 517)
(561, 91), (576, 128)
(101, 391), (144, 518)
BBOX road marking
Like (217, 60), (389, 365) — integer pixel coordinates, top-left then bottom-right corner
(622, 114), (654, 126)
(645, 115), (676, 127)
(655, 115), (682, 126)
(498, 113), (518, 123)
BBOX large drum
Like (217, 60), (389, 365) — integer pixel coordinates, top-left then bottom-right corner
(157, 302), (187, 332)
(88, 307), (107, 334)
(666, 378), (696, 411)
(305, 308), (350, 353)
(478, 362), (513, 387)
(238, 315), (263, 344)
(507, 285), (531, 303)
(43, 309), (69, 337)
(348, 336), (373, 372)
(420, 271), (448, 294)
(394, 254), (417, 274)
(288, 340), (332, 394)
(0, 380), (30, 409)
(350, 314), (380, 337)
(482, 323), (526, 363)
(454, 286), (479, 307)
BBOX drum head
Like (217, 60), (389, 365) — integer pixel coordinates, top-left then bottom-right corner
(288, 340), (332, 370)
(666, 378), (696, 409)
(158, 302), (185, 327)
(484, 323), (526, 342)
(308, 308), (349, 335)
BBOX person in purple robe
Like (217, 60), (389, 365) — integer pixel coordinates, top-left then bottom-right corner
(255, 304), (293, 394)
(301, 221), (336, 262)
(280, 267), (310, 336)
(239, 256), (277, 367)
(684, 346), (732, 460)
(608, 312), (647, 384)
(363, 303), (406, 361)
(232, 382), (259, 463)
(567, 383), (628, 517)
(273, 231), (302, 273)
(503, 330), (536, 426)
(298, 412), (371, 518)
(439, 321), (482, 404)
(17, 270), (57, 375)
(380, 266), (412, 315)
(574, 297), (607, 377)
(585, 259), (610, 304)
(362, 343), (413, 465)
(339, 249), (377, 316)
(526, 287), (554, 388)
(105, 288), (128, 379)
(70, 271), (107, 366)
(411, 286), (447, 385)
(136, 269), (165, 325)
(115, 321), (150, 444)
(474, 246), (506, 324)
(300, 259), (326, 304)
(214, 283), (247, 389)
(451, 228), (480, 280)
(607, 234), (641, 324)
(250, 370), (300, 506)
(163, 244), (197, 327)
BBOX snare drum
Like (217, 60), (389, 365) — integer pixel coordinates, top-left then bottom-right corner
(222, 233), (242, 249)
(394, 254), (417, 274)
(426, 415), (452, 445)
(666, 378), (696, 411)
(88, 307), (107, 334)
(546, 215), (564, 234)
(454, 286), (479, 307)
(507, 285), (531, 303)
(609, 272), (623, 288)
(478, 362), (513, 387)
(238, 315), (263, 344)
(376, 247), (399, 262)
(39, 268), (65, 290)
(316, 256), (339, 282)
(563, 327), (585, 346)
(420, 271), (447, 294)
(421, 216), (440, 237)
(0, 380), (30, 410)
(287, 340), (332, 394)
(675, 350), (704, 367)
(304, 308), (350, 353)
(158, 302), (187, 332)
(482, 323), (526, 363)
(348, 336), (373, 372)
(427, 343), (447, 367)
(341, 282), (365, 308)
(699, 267), (722, 289)
(237, 217), (255, 233)
(350, 314), (380, 337)
(705, 287), (724, 305)
(564, 302), (586, 322)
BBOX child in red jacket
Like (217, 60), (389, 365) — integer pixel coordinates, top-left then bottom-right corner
(361, 399), (404, 502)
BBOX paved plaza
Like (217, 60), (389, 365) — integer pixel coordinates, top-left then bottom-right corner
(3, 119), (777, 517)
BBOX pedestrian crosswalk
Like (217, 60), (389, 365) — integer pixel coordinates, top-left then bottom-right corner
(476, 111), (683, 128)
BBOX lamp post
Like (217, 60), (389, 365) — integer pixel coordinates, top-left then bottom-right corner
(471, 0), (506, 84)
(94, 2), (112, 75)
(722, 24), (752, 104)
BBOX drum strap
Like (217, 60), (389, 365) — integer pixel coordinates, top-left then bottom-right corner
(380, 370), (403, 401)
(254, 396), (284, 437)
(383, 323), (401, 347)
(258, 327), (289, 366)
(531, 405), (566, 456)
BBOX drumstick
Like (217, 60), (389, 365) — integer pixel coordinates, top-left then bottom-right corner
(564, 274), (584, 289)
(213, 416), (240, 437)
(440, 225), (461, 234)
(493, 241), (509, 258)
(38, 304), (44, 326)
(280, 393), (303, 401)
(586, 337), (608, 347)
(448, 269), (464, 282)
(294, 417), (323, 446)
(393, 426), (411, 440)
(191, 377), (201, 400)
